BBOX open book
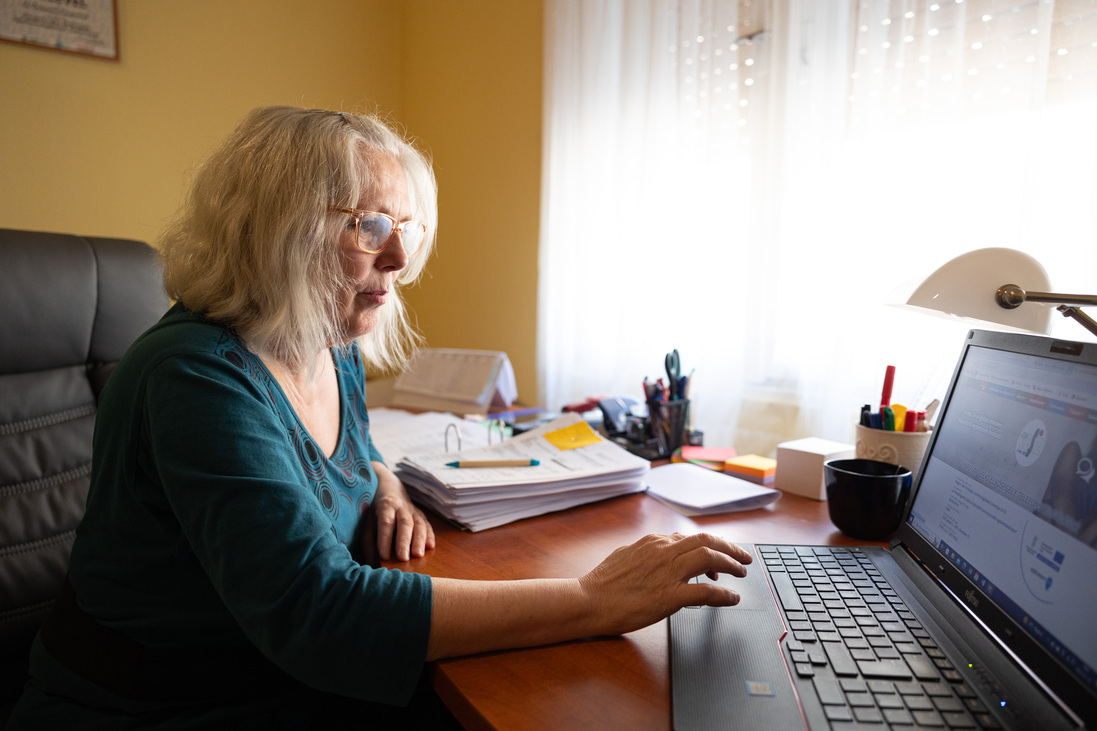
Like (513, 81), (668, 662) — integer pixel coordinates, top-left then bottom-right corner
(391, 348), (518, 416)
(395, 413), (649, 531)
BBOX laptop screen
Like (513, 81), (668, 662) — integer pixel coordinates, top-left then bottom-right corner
(905, 333), (1097, 699)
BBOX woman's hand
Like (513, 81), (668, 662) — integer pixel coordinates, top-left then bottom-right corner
(578, 532), (753, 636)
(370, 461), (435, 562)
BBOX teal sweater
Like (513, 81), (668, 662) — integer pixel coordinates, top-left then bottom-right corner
(18, 304), (432, 724)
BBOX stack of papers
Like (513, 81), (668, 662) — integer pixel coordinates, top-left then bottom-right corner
(395, 413), (649, 531)
(645, 462), (780, 516)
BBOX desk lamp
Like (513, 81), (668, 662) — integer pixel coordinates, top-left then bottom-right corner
(905, 248), (1097, 338)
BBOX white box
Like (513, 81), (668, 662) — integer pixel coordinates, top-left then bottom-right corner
(775, 437), (855, 501)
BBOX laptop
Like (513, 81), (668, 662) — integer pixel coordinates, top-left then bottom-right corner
(670, 329), (1097, 730)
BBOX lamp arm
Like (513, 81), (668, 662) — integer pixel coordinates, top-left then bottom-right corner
(996, 285), (1097, 309)
(996, 285), (1097, 338)
(1056, 306), (1097, 338)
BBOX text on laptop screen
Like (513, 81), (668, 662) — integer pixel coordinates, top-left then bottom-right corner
(907, 344), (1097, 692)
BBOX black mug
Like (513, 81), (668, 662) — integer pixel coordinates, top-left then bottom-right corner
(824, 458), (913, 540)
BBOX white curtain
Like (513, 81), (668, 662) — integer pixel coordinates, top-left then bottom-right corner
(539, 0), (1097, 454)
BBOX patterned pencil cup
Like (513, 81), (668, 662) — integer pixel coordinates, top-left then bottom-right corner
(648, 399), (690, 458)
(855, 424), (933, 482)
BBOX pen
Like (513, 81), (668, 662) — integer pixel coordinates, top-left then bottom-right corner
(903, 409), (917, 432)
(880, 365), (895, 409)
(445, 459), (540, 468)
(488, 407), (543, 421)
(882, 405), (895, 431)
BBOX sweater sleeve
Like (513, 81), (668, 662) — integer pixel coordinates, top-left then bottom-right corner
(142, 349), (432, 704)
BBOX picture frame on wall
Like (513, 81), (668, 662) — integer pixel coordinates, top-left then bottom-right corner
(0, 0), (118, 61)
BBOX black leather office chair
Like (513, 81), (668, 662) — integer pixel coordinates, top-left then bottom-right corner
(0, 229), (169, 721)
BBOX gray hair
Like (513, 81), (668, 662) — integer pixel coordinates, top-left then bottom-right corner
(160, 106), (437, 374)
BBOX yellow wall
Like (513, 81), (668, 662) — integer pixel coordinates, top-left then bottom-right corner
(400, 1), (542, 404)
(0, 0), (402, 242)
(0, 0), (544, 403)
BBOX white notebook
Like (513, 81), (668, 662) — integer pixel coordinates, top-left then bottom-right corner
(645, 462), (780, 516)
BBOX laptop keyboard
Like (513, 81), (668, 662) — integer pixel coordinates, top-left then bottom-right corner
(758, 545), (1002, 730)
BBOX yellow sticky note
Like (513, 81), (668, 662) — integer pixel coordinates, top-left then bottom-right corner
(545, 420), (603, 450)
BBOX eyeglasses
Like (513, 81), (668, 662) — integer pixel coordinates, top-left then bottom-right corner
(330, 207), (427, 256)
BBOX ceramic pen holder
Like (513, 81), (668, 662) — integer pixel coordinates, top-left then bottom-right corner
(855, 424), (933, 482)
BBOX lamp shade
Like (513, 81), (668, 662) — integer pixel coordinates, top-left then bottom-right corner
(905, 248), (1054, 334)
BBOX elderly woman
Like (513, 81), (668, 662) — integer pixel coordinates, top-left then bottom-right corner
(10, 107), (751, 728)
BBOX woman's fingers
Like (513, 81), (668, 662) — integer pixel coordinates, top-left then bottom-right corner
(680, 577), (743, 607)
(376, 499), (435, 561)
(671, 529), (750, 575)
(374, 503), (397, 561)
(666, 534), (752, 607)
(414, 515), (436, 557)
(670, 532), (753, 580)
(394, 511), (415, 560)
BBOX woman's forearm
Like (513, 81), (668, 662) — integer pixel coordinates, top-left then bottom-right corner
(426, 576), (593, 660)
(424, 532), (753, 661)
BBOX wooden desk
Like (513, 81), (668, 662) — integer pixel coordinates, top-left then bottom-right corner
(387, 490), (882, 730)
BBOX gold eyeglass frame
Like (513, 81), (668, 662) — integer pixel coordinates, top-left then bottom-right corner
(330, 207), (427, 256)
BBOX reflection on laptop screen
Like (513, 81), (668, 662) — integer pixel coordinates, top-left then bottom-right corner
(907, 343), (1097, 694)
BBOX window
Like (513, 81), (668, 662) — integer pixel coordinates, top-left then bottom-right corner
(540, 0), (1097, 453)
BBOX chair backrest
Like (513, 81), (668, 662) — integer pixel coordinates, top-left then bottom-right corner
(0, 228), (170, 704)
